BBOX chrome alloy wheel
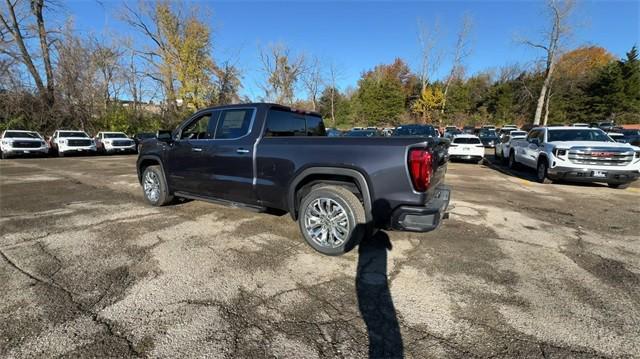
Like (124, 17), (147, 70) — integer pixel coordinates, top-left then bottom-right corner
(303, 198), (350, 248)
(143, 171), (161, 203)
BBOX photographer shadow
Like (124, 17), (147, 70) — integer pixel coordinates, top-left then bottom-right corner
(356, 231), (403, 358)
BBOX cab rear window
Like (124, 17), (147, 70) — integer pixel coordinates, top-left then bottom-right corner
(265, 109), (326, 137)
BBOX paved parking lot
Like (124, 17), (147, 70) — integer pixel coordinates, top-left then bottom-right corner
(1, 153), (639, 358)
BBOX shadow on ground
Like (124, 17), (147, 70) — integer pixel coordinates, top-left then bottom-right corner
(356, 231), (403, 358)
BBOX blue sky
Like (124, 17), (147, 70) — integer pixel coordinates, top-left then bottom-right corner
(64, 1), (639, 100)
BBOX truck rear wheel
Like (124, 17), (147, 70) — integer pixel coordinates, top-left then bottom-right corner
(142, 165), (173, 206)
(298, 185), (366, 256)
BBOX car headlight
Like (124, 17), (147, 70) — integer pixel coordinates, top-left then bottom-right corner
(553, 148), (567, 156)
(104, 140), (112, 144)
(1, 139), (12, 146)
(59, 139), (66, 144)
(41, 141), (47, 147)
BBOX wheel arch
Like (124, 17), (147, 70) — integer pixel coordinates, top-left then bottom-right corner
(288, 167), (372, 222)
(137, 155), (170, 192)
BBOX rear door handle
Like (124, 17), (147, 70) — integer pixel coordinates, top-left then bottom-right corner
(192, 147), (203, 152)
(236, 148), (250, 154)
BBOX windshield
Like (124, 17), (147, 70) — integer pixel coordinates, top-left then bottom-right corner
(4, 131), (40, 139)
(510, 131), (527, 137)
(547, 129), (612, 142)
(59, 131), (89, 138)
(479, 130), (497, 137)
(393, 126), (435, 137)
(346, 130), (377, 137)
(103, 133), (128, 139)
(137, 133), (155, 139)
(453, 137), (481, 144)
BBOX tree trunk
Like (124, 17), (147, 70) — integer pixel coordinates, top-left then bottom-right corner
(543, 88), (551, 126)
(534, 61), (555, 125)
(330, 88), (336, 127)
(31, 0), (54, 106)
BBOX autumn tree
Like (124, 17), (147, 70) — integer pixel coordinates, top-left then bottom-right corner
(411, 85), (444, 123)
(122, 1), (216, 115)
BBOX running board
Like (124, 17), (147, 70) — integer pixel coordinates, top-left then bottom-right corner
(174, 191), (267, 213)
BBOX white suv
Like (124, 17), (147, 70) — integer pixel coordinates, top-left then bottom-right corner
(449, 134), (485, 163)
(49, 130), (97, 157)
(94, 132), (136, 154)
(1, 130), (49, 159)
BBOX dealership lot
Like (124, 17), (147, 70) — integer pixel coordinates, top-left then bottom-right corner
(1, 154), (639, 358)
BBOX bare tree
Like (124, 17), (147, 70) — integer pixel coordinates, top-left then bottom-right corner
(442, 14), (473, 114)
(213, 60), (242, 105)
(0, 0), (54, 105)
(522, 0), (575, 125)
(416, 17), (442, 91)
(302, 56), (323, 111)
(258, 43), (305, 105)
(325, 62), (343, 127)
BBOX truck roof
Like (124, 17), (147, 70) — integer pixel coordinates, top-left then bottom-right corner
(201, 102), (322, 118)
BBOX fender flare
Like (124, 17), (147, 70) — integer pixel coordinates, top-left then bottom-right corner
(537, 153), (550, 167)
(288, 167), (372, 222)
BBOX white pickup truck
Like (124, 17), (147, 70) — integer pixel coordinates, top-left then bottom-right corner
(508, 127), (640, 189)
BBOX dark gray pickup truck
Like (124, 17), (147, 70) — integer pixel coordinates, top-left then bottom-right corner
(137, 103), (450, 255)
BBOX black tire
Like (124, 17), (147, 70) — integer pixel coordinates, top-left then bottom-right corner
(297, 185), (366, 256)
(141, 165), (173, 206)
(536, 160), (552, 184)
(508, 151), (518, 169)
(608, 182), (631, 189)
(58, 150), (65, 157)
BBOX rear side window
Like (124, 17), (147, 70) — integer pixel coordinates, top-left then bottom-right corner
(265, 109), (326, 137)
(305, 116), (325, 136)
(215, 109), (253, 139)
(453, 137), (481, 144)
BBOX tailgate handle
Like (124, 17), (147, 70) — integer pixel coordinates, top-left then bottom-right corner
(192, 147), (203, 152)
(236, 148), (250, 154)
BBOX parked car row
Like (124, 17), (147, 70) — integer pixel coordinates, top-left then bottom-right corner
(0, 129), (155, 159)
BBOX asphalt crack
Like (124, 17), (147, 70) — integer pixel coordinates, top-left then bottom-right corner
(0, 247), (141, 357)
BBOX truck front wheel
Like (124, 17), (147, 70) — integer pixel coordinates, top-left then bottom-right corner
(508, 151), (518, 169)
(536, 160), (552, 184)
(141, 165), (173, 206)
(298, 185), (366, 256)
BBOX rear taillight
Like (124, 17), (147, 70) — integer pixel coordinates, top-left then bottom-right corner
(408, 148), (433, 192)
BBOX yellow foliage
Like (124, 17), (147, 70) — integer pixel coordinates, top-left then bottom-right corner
(412, 86), (444, 121)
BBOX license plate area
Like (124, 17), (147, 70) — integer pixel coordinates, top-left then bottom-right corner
(592, 170), (607, 178)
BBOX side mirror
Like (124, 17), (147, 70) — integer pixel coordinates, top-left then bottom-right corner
(156, 130), (173, 143)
